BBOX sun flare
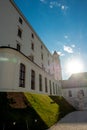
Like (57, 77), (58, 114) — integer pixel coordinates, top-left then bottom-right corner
(66, 59), (84, 74)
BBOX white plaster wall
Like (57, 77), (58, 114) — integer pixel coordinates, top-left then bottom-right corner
(0, 0), (17, 47)
(63, 87), (87, 98)
(0, 0), (62, 82)
(0, 52), (18, 90)
(0, 0), (51, 68)
(0, 48), (61, 96)
(62, 87), (87, 110)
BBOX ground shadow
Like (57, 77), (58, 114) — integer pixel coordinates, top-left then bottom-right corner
(49, 96), (76, 122)
(0, 92), (48, 130)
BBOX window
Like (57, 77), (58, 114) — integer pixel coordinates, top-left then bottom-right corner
(42, 64), (44, 69)
(41, 53), (43, 60)
(49, 80), (52, 95)
(80, 90), (84, 96)
(42, 64), (45, 70)
(53, 82), (55, 94)
(56, 84), (58, 95)
(19, 63), (25, 88)
(39, 74), (42, 91)
(29, 55), (34, 62)
(41, 45), (43, 49)
(17, 43), (21, 51)
(69, 90), (72, 97)
(19, 17), (23, 24)
(18, 28), (22, 38)
(31, 42), (34, 50)
(31, 70), (35, 90)
(45, 77), (48, 92)
(31, 33), (34, 39)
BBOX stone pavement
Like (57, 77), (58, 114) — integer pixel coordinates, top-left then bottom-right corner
(48, 111), (87, 130)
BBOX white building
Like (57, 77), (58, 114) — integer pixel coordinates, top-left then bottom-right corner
(62, 73), (87, 110)
(0, 0), (62, 95)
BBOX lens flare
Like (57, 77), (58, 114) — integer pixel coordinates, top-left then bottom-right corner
(66, 59), (84, 74)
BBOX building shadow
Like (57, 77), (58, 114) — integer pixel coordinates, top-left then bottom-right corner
(49, 95), (76, 122)
(0, 92), (48, 130)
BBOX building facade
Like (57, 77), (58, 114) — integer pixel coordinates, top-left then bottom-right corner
(0, 0), (62, 95)
(62, 73), (87, 110)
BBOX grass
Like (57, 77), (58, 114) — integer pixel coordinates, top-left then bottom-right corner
(24, 93), (76, 127)
(49, 96), (76, 119)
(24, 93), (59, 127)
(0, 92), (76, 129)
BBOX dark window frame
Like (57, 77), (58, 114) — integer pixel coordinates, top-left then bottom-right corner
(19, 63), (25, 88)
(29, 55), (34, 62)
(18, 28), (22, 38)
(31, 33), (34, 39)
(41, 53), (43, 60)
(19, 17), (23, 24)
(56, 84), (58, 94)
(41, 45), (43, 49)
(17, 43), (21, 51)
(31, 70), (35, 90)
(45, 77), (48, 92)
(39, 74), (42, 91)
(69, 90), (72, 97)
(49, 80), (52, 95)
(80, 90), (84, 96)
(53, 82), (55, 94)
(31, 42), (34, 51)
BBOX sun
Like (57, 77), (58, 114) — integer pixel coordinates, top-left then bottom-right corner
(66, 59), (84, 74)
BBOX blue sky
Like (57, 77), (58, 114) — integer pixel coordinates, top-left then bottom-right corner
(14, 0), (87, 79)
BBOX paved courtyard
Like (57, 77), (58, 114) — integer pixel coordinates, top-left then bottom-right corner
(48, 111), (87, 130)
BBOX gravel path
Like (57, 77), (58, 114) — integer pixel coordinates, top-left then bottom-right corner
(48, 111), (87, 130)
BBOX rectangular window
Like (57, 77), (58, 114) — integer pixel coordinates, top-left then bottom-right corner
(19, 63), (25, 88)
(45, 77), (48, 92)
(31, 42), (34, 50)
(53, 82), (55, 94)
(41, 53), (43, 60)
(19, 17), (23, 24)
(80, 90), (84, 96)
(56, 84), (58, 95)
(29, 55), (34, 62)
(31, 70), (35, 90)
(39, 74), (42, 91)
(18, 28), (22, 38)
(31, 33), (34, 39)
(49, 80), (52, 95)
(41, 45), (43, 49)
(17, 43), (21, 51)
(69, 90), (72, 97)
